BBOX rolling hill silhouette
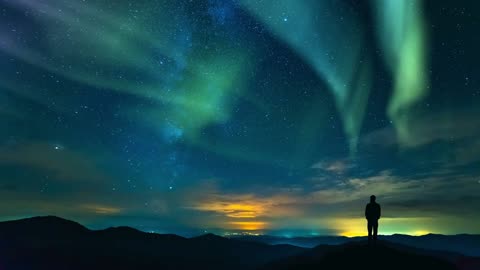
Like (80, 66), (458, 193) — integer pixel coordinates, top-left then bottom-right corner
(260, 242), (457, 270)
(0, 216), (478, 270)
(0, 216), (304, 270)
(232, 233), (480, 256)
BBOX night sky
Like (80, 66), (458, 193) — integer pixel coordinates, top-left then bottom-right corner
(1, 0), (479, 237)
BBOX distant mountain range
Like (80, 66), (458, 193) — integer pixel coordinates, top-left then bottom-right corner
(0, 216), (478, 270)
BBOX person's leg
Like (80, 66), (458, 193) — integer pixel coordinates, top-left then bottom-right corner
(367, 221), (373, 244)
(373, 220), (378, 243)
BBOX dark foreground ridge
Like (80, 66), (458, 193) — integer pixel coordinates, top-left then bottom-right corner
(261, 242), (456, 270)
(0, 216), (478, 270)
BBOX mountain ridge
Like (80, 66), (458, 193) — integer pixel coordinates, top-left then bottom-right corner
(0, 216), (479, 270)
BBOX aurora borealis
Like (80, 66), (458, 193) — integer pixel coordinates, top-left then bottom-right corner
(1, 0), (479, 236)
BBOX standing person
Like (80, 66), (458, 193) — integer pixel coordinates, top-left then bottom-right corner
(365, 195), (381, 245)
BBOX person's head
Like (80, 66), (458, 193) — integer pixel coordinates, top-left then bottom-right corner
(370, 195), (376, 202)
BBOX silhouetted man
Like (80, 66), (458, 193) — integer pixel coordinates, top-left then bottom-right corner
(365, 195), (381, 245)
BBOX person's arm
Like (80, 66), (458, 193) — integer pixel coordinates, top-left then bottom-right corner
(378, 205), (381, 219)
(365, 204), (368, 219)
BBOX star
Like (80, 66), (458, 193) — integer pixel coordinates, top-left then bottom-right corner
(53, 144), (64, 150)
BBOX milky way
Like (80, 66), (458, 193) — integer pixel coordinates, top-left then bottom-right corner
(1, 0), (479, 236)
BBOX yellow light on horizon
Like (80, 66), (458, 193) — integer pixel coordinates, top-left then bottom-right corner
(340, 230), (366, 237)
(411, 230), (431, 236)
(327, 217), (435, 237)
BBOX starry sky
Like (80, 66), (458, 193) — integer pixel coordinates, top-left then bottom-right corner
(1, 0), (479, 237)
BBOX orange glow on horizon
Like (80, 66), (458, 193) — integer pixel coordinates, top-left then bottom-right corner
(193, 201), (267, 218)
(229, 221), (268, 230)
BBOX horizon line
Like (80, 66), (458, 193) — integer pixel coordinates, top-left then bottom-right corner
(1, 215), (479, 238)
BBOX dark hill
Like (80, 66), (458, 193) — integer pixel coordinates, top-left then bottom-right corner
(0, 215), (88, 235)
(261, 241), (457, 270)
(0, 215), (89, 248)
(0, 216), (305, 270)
